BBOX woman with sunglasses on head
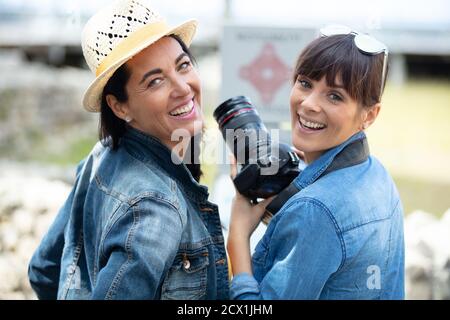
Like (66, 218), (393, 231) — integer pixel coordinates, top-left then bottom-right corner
(227, 26), (405, 300)
(28, 0), (229, 300)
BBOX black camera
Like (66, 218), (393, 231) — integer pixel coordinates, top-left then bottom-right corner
(214, 96), (300, 199)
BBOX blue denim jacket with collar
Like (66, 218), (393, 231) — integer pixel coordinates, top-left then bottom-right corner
(230, 131), (405, 300)
(28, 127), (229, 300)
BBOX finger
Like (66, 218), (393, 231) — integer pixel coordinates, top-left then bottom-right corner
(229, 154), (237, 179)
(291, 146), (305, 161)
(257, 196), (275, 210)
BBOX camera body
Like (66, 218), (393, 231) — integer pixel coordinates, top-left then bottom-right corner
(214, 96), (301, 199)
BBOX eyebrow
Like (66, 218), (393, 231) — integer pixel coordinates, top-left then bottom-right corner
(300, 75), (347, 91)
(324, 79), (346, 90)
(139, 52), (189, 85)
(175, 52), (188, 66)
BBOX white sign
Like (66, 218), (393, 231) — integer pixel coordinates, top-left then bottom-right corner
(220, 25), (316, 123)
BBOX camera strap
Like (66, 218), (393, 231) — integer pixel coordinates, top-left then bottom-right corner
(265, 137), (369, 216)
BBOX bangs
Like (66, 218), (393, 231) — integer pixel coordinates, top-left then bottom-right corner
(294, 34), (383, 106)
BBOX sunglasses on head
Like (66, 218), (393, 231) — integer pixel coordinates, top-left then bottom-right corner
(319, 25), (389, 102)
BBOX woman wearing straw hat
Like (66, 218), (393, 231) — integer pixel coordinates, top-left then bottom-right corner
(28, 0), (229, 300)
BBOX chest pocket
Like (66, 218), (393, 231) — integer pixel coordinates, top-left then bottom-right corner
(161, 246), (209, 300)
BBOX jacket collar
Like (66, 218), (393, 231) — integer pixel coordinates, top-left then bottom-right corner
(294, 131), (368, 189)
(120, 126), (209, 201)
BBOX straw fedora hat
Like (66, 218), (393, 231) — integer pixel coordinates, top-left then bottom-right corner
(81, 0), (197, 112)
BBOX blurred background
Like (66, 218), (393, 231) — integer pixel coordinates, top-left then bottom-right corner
(0, 0), (449, 300)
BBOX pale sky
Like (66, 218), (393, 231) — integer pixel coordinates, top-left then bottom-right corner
(1, 0), (449, 31)
(231, 0), (450, 29)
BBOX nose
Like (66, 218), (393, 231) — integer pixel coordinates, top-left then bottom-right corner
(170, 74), (191, 98)
(301, 92), (322, 113)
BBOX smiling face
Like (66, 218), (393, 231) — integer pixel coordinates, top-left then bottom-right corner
(107, 36), (202, 149)
(290, 34), (385, 164)
(290, 75), (367, 163)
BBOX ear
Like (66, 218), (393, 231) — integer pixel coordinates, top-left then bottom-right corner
(360, 103), (381, 130)
(106, 94), (130, 121)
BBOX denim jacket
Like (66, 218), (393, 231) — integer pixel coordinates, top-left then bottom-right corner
(230, 132), (405, 299)
(28, 127), (229, 300)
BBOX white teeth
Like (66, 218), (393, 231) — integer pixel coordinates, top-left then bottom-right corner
(299, 116), (326, 129)
(169, 100), (194, 116)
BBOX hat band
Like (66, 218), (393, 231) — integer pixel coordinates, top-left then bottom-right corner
(96, 20), (169, 76)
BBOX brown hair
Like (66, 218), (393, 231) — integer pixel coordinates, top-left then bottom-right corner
(293, 34), (388, 107)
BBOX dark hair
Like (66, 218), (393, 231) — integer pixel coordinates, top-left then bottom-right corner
(293, 34), (388, 108)
(99, 34), (202, 181)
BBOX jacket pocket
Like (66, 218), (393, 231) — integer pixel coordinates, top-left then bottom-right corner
(161, 246), (209, 300)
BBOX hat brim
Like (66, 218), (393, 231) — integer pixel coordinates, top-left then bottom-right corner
(82, 19), (197, 112)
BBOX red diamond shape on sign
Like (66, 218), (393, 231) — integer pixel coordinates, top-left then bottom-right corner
(239, 43), (291, 105)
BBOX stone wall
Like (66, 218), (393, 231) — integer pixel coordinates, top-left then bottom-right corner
(0, 162), (73, 299)
(0, 50), (97, 161)
(405, 209), (450, 299)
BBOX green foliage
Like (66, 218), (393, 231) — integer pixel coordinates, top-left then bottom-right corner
(39, 136), (98, 165)
(367, 80), (450, 216)
(394, 175), (450, 217)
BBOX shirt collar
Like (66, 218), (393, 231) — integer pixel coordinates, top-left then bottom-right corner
(120, 126), (209, 201)
(294, 131), (367, 189)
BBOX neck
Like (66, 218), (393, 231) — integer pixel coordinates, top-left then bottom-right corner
(304, 151), (324, 164)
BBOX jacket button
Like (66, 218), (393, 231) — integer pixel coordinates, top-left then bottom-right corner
(183, 259), (191, 270)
